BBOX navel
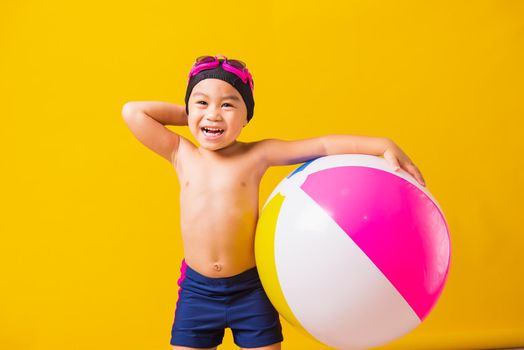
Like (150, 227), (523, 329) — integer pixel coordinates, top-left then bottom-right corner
(213, 262), (222, 271)
(240, 181), (246, 187)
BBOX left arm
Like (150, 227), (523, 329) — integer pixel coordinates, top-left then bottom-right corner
(256, 134), (426, 186)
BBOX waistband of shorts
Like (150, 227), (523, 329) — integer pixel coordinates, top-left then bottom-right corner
(181, 258), (260, 285)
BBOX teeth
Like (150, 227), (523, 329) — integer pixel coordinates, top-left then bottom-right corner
(202, 127), (224, 132)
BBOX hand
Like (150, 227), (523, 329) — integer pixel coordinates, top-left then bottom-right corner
(382, 139), (426, 187)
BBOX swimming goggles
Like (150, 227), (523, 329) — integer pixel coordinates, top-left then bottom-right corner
(187, 54), (254, 92)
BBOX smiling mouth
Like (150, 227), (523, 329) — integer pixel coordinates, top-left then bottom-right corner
(201, 127), (225, 136)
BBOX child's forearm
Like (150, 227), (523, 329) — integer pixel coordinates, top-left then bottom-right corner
(323, 134), (390, 156)
(122, 101), (188, 126)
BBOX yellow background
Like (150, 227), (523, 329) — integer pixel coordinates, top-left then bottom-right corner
(1, 1), (523, 349)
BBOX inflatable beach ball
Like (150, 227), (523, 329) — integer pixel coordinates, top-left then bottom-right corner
(254, 154), (451, 350)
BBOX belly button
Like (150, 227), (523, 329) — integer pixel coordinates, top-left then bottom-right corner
(213, 263), (222, 271)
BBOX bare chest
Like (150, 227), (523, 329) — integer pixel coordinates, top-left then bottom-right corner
(174, 140), (267, 203)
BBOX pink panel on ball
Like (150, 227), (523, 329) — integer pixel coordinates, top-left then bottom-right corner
(301, 166), (450, 320)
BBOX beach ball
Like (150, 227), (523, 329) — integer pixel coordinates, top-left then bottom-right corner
(255, 154), (451, 350)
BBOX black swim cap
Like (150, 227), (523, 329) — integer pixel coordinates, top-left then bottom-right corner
(185, 59), (255, 122)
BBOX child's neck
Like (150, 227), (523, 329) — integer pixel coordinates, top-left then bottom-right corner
(198, 140), (243, 157)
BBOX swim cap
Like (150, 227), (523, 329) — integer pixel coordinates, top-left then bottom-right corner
(185, 59), (255, 122)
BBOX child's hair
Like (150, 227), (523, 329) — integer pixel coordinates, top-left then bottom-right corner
(185, 58), (255, 122)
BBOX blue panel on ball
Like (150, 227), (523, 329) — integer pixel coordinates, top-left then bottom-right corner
(287, 159), (315, 179)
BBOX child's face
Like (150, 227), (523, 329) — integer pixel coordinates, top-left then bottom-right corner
(187, 79), (248, 151)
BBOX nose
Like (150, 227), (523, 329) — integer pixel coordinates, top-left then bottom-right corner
(205, 107), (223, 121)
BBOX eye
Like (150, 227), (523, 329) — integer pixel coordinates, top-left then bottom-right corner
(222, 103), (233, 107)
(197, 100), (207, 105)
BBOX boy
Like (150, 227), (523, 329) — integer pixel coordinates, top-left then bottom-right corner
(122, 55), (426, 350)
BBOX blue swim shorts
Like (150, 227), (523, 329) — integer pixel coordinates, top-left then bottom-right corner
(170, 259), (284, 348)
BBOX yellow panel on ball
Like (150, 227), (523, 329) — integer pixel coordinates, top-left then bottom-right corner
(254, 193), (305, 332)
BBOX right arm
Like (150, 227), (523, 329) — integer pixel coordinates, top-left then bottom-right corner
(121, 101), (188, 164)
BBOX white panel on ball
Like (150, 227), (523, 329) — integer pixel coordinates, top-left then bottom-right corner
(274, 186), (421, 350)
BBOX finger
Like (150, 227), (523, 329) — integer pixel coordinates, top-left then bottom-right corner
(413, 167), (426, 186)
(418, 172), (426, 186)
(407, 163), (426, 186)
(384, 152), (401, 171)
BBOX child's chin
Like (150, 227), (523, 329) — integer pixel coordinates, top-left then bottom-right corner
(199, 139), (237, 151)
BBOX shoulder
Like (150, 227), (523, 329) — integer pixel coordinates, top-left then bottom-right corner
(250, 138), (278, 150)
(251, 137), (286, 152)
(248, 138), (281, 164)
